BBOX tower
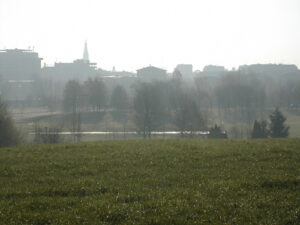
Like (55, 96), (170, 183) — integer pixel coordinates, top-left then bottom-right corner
(83, 41), (89, 62)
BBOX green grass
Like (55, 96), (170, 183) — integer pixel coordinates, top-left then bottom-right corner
(1, 139), (300, 224)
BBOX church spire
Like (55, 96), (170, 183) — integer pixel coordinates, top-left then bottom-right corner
(83, 40), (89, 62)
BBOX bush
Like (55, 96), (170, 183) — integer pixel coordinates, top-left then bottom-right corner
(208, 125), (228, 139)
(0, 100), (20, 147)
(251, 120), (268, 139)
(34, 124), (63, 144)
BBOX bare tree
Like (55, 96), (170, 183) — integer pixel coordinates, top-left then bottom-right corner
(133, 82), (166, 138)
(172, 90), (206, 136)
(34, 123), (63, 144)
(111, 85), (129, 111)
(214, 73), (265, 124)
(84, 77), (107, 112)
(111, 85), (130, 134)
(63, 80), (82, 113)
(62, 80), (83, 142)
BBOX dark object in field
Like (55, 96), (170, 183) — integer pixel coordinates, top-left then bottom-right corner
(0, 99), (20, 147)
(34, 126), (62, 144)
(251, 120), (268, 139)
(208, 124), (228, 139)
(269, 108), (289, 138)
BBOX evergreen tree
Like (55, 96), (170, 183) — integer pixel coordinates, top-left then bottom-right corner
(251, 120), (268, 138)
(269, 108), (289, 138)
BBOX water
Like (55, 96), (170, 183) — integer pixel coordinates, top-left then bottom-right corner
(30, 131), (209, 135)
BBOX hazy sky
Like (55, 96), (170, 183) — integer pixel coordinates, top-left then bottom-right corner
(0, 0), (300, 72)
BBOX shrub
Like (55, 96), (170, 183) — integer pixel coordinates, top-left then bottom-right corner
(0, 99), (20, 147)
(251, 120), (268, 138)
(208, 125), (228, 139)
(34, 125), (63, 144)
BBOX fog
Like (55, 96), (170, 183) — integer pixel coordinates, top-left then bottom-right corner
(0, 0), (299, 144)
(1, 0), (300, 71)
(1, 48), (299, 143)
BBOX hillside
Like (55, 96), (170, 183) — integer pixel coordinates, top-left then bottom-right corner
(1, 139), (300, 224)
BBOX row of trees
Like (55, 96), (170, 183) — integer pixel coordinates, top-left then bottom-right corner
(61, 74), (296, 139)
(0, 68), (298, 146)
(133, 80), (207, 138)
(3, 68), (300, 116)
(194, 72), (300, 125)
(63, 78), (129, 113)
(0, 98), (291, 148)
(62, 77), (208, 138)
(21, 69), (300, 117)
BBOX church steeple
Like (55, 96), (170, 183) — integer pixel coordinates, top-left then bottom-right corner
(83, 40), (89, 62)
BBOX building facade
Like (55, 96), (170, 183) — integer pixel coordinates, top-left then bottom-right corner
(175, 64), (194, 81)
(201, 65), (227, 77)
(137, 66), (167, 82)
(42, 59), (98, 82)
(0, 49), (42, 81)
(0, 49), (42, 101)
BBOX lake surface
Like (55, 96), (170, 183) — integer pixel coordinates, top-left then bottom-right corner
(30, 131), (209, 135)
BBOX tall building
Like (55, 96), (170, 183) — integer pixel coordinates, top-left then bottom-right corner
(0, 49), (42, 101)
(0, 49), (42, 81)
(83, 41), (89, 62)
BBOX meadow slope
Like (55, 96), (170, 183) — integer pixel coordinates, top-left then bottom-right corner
(0, 139), (300, 224)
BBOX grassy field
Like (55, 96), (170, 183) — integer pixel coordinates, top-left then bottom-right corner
(1, 139), (300, 224)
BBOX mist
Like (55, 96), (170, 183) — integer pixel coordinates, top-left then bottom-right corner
(0, 44), (299, 143)
(1, 1), (300, 224)
(1, 0), (300, 71)
(0, 0), (299, 143)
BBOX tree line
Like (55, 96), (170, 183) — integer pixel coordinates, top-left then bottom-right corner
(0, 69), (297, 146)
(61, 71), (292, 139)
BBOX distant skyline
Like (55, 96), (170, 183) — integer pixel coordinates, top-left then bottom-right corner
(0, 0), (300, 72)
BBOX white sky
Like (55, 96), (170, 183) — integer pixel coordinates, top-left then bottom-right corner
(0, 0), (300, 72)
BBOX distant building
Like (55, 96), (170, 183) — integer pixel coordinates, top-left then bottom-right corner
(175, 64), (193, 81)
(203, 65), (225, 72)
(0, 49), (42, 101)
(238, 64), (299, 76)
(201, 65), (226, 77)
(137, 66), (167, 82)
(0, 49), (42, 81)
(42, 42), (98, 81)
(98, 68), (136, 78)
(42, 59), (98, 81)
